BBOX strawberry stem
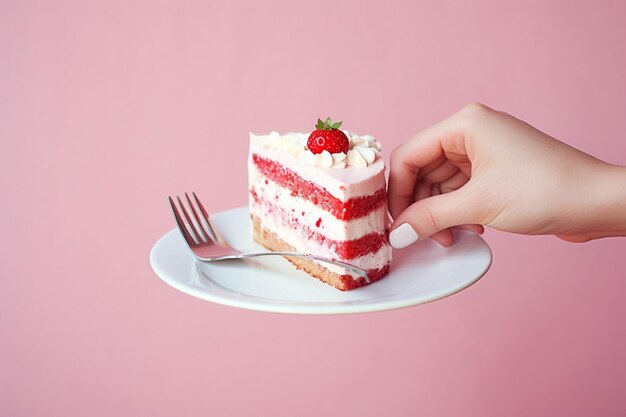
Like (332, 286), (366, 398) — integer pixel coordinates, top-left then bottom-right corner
(316, 117), (343, 131)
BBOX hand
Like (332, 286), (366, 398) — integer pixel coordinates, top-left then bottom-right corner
(387, 103), (626, 248)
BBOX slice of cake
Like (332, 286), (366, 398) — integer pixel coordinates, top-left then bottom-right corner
(248, 117), (392, 290)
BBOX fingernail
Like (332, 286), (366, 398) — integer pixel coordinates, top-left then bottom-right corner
(389, 223), (419, 249)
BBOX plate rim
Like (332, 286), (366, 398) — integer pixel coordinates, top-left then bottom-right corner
(150, 206), (493, 315)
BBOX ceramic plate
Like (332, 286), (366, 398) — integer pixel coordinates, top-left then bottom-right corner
(150, 206), (492, 314)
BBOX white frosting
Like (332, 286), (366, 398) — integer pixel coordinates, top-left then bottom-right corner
(249, 164), (387, 241)
(249, 133), (386, 202)
(258, 131), (382, 169)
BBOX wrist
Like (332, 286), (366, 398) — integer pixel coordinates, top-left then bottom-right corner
(585, 163), (626, 239)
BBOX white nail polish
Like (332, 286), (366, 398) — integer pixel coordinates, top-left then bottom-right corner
(389, 223), (419, 249)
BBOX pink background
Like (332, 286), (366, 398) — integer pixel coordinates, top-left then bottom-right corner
(2, 1), (626, 416)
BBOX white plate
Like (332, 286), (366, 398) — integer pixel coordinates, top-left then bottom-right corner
(150, 207), (492, 315)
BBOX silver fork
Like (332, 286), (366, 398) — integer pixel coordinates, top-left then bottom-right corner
(168, 192), (369, 281)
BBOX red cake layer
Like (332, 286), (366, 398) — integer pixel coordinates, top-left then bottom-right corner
(250, 193), (387, 260)
(339, 263), (390, 290)
(252, 154), (386, 220)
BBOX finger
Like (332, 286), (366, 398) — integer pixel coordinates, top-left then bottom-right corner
(430, 229), (456, 246)
(556, 233), (592, 243)
(421, 160), (459, 184)
(388, 113), (468, 219)
(418, 156), (446, 179)
(429, 183), (455, 246)
(414, 163), (464, 204)
(413, 181), (432, 202)
(389, 187), (478, 248)
(439, 170), (469, 193)
(454, 224), (485, 234)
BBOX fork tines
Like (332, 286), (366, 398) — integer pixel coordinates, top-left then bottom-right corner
(168, 192), (219, 246)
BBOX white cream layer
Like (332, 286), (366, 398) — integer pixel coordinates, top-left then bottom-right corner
(249, 134), (386, 202)
(249, 164), (387, 241)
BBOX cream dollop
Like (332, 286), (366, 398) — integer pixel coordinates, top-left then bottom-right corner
(301, 150), (348, 169)
(261, 131), (382, 168)
(260, 132), (305, 157)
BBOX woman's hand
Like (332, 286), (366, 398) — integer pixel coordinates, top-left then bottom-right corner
(387, 103), (626, 248)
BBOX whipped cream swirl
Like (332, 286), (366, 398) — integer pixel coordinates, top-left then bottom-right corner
(260, 131), (382, 169)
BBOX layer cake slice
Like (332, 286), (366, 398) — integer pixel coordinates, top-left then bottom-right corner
(248, 119), (391, 290)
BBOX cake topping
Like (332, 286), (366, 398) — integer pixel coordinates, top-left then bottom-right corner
(307, 118), (350, 155)
(256, 122), (382, 169)
(301, 149), (347, 169)
(260, 132), (305, 157)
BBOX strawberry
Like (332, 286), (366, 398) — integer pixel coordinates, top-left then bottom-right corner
(307, 117), (350, 155)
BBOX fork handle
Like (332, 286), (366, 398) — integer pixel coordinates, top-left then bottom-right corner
(202, 252), (370, 283)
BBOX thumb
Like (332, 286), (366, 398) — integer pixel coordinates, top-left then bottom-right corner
(389, 189), (480, 249)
